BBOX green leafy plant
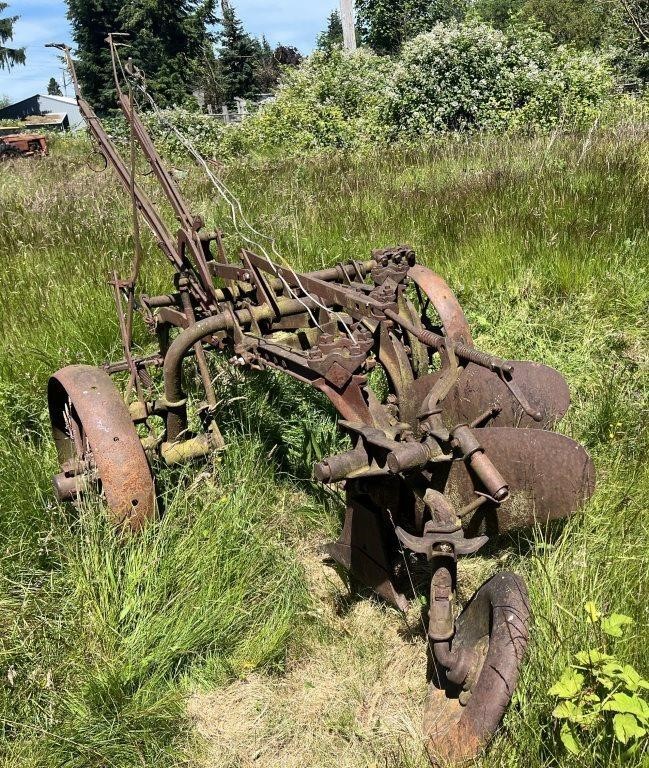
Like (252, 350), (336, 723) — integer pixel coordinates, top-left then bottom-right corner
(385, 21), (614, 136)
(548, 602), (649, 759)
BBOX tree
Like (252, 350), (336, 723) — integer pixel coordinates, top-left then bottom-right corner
(0, 2), (25, 70)
(317, 10), (344, 53)
(473, 0), (627, 49)
(515, 0), (614, 47)
(613, 0), (648, 81)
(252, 41), (303, 94)
(0, 93), (9, 108)
(355, 0), (468, 54)
(198, 4), (300, 107)
(215, 1), (263, 102)
(617, 0), (648, 41)
(47, 77), (63, 96)
(274, 45), (302, 67)
(65, 0), (217, 112)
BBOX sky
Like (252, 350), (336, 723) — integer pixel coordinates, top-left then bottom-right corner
(0, 0), (339, 102)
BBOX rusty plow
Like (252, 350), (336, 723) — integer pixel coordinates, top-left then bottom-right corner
(46, 36), (596, 766)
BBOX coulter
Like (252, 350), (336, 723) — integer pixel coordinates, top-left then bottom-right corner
(47, 39), (595, 763)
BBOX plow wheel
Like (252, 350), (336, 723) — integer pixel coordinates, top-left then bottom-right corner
(424, 572), (530, 765)
(48, 365), (155, 531)
(408, 265), (472, 345)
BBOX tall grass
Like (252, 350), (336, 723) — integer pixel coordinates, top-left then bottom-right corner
(0, 125), (647, 766)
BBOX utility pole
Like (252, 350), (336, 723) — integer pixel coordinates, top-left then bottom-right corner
(340, 0), (357, 51)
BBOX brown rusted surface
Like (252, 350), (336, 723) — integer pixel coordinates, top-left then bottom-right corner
(326, 499), (410, 612)
(408, 265), (472, 344)
(424, 572), (530, 764)
(440, 427), (595, 535)
(48, 365), (155, 530)
(0, 133), (48, 159)
(442, 361), (571, 429)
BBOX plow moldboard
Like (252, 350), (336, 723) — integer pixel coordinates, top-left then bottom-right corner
(441, 361), (571, 430)
(439, 427), (595, 535)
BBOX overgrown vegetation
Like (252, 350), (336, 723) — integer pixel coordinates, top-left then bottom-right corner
(117, 29), (645, 162)
(0, 125), (647, 767)
(548, 603), (649, 759)
(354, 0), (648, 84)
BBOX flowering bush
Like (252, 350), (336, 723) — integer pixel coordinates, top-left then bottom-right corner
(228, 49), (392, 156)
(385, 22), (614, 136)
(510, 48), (615, 130)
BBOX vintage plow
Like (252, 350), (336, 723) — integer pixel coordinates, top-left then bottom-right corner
(48, 39), (595, 763)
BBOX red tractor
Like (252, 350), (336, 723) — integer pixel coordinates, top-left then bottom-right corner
(0, 133), (49, 160)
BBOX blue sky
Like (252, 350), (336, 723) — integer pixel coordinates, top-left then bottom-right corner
(0, 0), (338, 102)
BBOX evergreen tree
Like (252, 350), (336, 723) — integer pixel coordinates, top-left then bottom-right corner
(199, 4), (301, 107)
(216, 1), (263, 103)
(355, 0), (468, 54)
(316, 10), (344, 53)
(0, 2), (25, 70)
(66, 0), (217, 112)
(47, 77), (63, 96)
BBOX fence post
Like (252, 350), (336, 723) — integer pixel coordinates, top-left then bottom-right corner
(234, 97), (247, 118)
(221, 105), (230, 124)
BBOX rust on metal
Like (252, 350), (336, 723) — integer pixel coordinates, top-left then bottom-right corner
(441, 360), (571, 430)
(48, 365), (155, 529)
(0, 133), (48, 160)
(408, 265), (472, 345)
(424, 572), (530, 764)
(441, 427), (595, 535)
(45, 36), (597, 766)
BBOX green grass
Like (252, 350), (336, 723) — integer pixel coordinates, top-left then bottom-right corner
(0, 125), (647, 767)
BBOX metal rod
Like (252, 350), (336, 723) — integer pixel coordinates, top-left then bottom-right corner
(163, 295), (319, 440)
(179, 288), (219, 412)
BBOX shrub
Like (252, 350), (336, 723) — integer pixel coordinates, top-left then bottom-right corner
(227, 49), (392, 156)
(509, 47), (615, 130)
(102, 109), (231, 161)
(385, 21), (614, 135)
(98, 22), (617, 163)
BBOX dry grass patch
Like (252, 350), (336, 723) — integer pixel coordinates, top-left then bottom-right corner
(188, 544), (432, 768)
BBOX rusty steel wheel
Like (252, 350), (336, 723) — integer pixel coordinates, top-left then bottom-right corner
(48, 365), (155, 530)
(424, 572), (530, 765)
(408, 265), (473, 345)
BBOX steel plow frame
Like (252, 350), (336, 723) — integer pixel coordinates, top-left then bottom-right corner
(46, 37), (596, 765)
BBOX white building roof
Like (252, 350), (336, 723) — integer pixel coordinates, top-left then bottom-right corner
(37, 94), (77, 105)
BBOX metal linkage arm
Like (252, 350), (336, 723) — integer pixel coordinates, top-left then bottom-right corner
(384, 307), (542, 421)
(49, 42), (217, 313)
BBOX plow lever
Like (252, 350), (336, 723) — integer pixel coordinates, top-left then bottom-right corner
(498, 367), (543, 422)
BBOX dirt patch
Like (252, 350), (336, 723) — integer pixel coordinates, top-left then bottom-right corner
(188, 543), (432, 768)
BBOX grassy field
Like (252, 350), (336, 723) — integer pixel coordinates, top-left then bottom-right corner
(0, 125), (647, 768)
